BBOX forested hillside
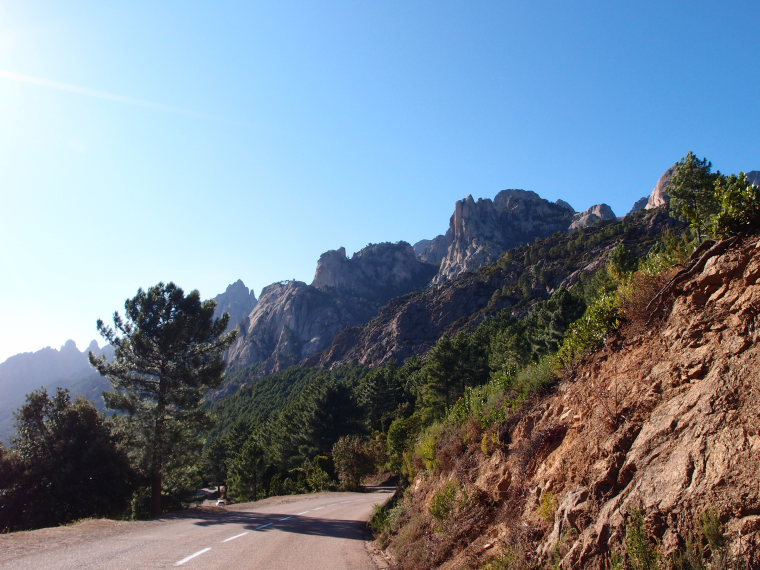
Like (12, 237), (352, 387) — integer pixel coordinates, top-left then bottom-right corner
(3, 154), (759, 570)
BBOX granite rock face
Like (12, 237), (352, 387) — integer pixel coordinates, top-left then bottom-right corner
(413, 232), (452, 266)
(212, 279), (258, 332)
(569, 203), (617, 230)
(628, 196), (649, 215)
(747, 170), (760, 186)
(433, 190), (576, 283)
(646, 166), (675, 209)
(312, 242), (436, 300)
(307, 210), (678, 370)
(226, 242), (437, 373)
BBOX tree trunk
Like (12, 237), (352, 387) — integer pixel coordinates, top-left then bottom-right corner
(150, 471), (162, 516)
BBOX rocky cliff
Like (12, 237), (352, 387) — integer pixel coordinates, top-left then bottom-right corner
(568, 203), (617, 230)
(432, 190), (577, 284)
(646, 166), (675, 209)
(226, 242), (436, 373)
(413, 233), (452, 266)
(383, 234), (760, 568)
(306, 210), (676, 370)
(212, 279), (257, 332)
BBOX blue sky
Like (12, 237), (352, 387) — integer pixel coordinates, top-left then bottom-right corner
(1, 1), (758, 362)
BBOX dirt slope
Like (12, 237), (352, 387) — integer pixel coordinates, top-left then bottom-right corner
(386, 235), (760, 568)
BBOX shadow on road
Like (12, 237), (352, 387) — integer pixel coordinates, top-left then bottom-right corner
(184, 510), (372, 541)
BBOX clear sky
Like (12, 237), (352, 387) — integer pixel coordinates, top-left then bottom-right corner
(1, 1), (758, 363)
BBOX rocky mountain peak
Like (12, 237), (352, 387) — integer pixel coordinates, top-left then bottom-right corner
(212, 279), (258, 332)
(569, 203), (617, 230)
(434, 189), (576, 283)
(628, 196), (649, 215)
(646, 166), (675, 209)
(312, 241), (436, 300)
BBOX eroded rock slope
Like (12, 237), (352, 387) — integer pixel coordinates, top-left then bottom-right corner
(389, 234), (760, 568)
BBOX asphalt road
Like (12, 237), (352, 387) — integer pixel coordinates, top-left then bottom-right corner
(0, 489), (394, 570)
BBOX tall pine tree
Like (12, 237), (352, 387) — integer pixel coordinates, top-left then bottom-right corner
(90, 282), (236, 516)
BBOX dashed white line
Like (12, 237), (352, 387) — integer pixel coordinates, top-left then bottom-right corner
(256, 522), (273, 529)
(222, 532), (249, 543)
(176, 547), (211, 566)
(297, 510), (310, 515)
(312, 506), (324, 511)
(278, 516), (294, 521)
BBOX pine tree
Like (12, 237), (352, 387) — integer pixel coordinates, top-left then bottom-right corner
(90, 282), (236, 516)
(667, 152), (721, 242)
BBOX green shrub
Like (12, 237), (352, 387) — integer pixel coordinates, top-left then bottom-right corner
(415, 423), (444, 472)
(512, 355), (558, 396)
(429, 479), (459, 524)
(709, 172), (760, 237)
(625, 508), (661, 570)
(537, 491), (558, 523)
(558, 293), (622, 366)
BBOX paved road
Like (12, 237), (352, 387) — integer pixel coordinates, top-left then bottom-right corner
(0, 489), (393, 570)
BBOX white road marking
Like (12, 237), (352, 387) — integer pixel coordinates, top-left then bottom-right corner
(296, 510), (310, 515)
(256, 522), (273, 529)
(312, 506), (324, 511)
(176, 547), (211, 566)
(278, 516), (294, 521)
(222, 532), (249, 543)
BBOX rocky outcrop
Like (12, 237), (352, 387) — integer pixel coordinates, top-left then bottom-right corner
(413, 233), (452, 266)
(388, 233), (760, 569)
(212, 279), (257, 332)
(434, 190), (576, 283)
(747, 170), (760, 186)
(306, 210), (677, 370)
(569, 203), (617, 230)
(646, 166), (675, 209)
(226, 242), (436, 373)
(628, 196), (649, 215)
(312, 242), (436, 300)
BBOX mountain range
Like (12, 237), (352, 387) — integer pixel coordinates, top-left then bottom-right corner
(1, 166), (756, 441)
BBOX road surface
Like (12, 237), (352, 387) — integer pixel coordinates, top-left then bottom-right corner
(0, 489), (394, 569)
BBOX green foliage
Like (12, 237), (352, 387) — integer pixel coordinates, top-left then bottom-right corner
(522, 288), (586, 357)
(625, 508), (661, 570)
(416, 422), (445, 472)
(608, 242), (640, 280)
(0, 388), (133, 532)
(267, 379), (364, 470)
(332, 434), (380, 490)
(639, 230), (697, 275)
(227, 433), (267, 501)
(429, 479), (459, 524)
(537, 491), (558, 523)
(209, 364), (367, 438)
(667, 151), (721, 241)
(708, 172), (760, 237)
(90, 282), (236, 516)
(420, 333), (489, 419)
(558, 293), (622, 366)
(289, 455), (334, 493)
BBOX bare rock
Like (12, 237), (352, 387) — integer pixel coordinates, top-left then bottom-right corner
(569, 203), (617, 230)
(434, 190), (576, 284)
(212, 279), (257, 332)
(646, 166), (675, 209)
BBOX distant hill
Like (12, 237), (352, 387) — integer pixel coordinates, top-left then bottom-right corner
(0, 340), (112, 443)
